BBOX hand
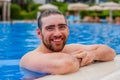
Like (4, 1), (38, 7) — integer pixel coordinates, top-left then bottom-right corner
(74, 51), (95, 67)
(69, 50), (83, 67)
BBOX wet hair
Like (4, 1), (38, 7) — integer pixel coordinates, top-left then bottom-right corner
(38, 9), (63, 30)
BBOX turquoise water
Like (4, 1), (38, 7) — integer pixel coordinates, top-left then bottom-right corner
(0, 22), (120, 79)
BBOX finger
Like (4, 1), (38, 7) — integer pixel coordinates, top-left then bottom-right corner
(85, 59), (93, 66)
(85, 61), (93, 66)
(80, 57), (88, 66)
(81, 57), (92, 66)
(75, 51), (87, 58)
(77, 58), (82, 67)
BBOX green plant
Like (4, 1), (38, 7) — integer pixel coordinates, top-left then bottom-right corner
(20, 10), (37, 19)
(10, 4), (21, 19)
(52, 2), (68, 14)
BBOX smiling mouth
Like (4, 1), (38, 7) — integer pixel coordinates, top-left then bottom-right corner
(51, 38), (64, 45)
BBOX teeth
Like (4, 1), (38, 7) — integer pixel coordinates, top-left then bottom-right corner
(53, 39), (61, 41)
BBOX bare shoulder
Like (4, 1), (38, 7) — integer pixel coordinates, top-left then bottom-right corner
(63, 44), (84, 53)
(20, 50), (40, 67)
(21, 50), (37, 58)
(65, 44), (84, 48)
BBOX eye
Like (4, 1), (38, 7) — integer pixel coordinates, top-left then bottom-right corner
(45, 26), (55, 31)
(59, 25), (66, 30)
(46, 27), (54, 31)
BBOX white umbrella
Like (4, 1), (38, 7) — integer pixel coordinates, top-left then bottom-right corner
(38, 4), (58, 10)
(88, 5), (103, 11)
(68, 2), (89, 11)
(103, 6), (120, 11)
(88, 5), (104, 17)
(99, 2), (120, 22)
(99, 2), (120, 7)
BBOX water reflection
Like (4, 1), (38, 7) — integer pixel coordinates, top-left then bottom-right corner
(20, 67), (50, 80)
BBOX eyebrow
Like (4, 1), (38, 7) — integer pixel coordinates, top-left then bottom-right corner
(45, 23), (67, 28)
(58, 24), (67, 26)
(45, 25), (55, 28)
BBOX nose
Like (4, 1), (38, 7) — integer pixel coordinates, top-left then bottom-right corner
(53, 28), (62, 38)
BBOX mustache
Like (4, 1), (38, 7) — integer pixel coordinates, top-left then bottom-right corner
(53, 35), (63, 39)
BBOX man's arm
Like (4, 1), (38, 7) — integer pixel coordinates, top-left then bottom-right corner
(20, 52), (80, 75)
(89, 44), (116, 61)
(71, 44), (116, 66)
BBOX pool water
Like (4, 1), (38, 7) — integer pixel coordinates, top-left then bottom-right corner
(0, 22), (120, 79)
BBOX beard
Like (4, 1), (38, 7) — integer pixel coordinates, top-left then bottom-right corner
(41, 34), (67, 52)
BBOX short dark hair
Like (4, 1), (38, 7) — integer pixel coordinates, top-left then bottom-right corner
(38, 9), (63, 30)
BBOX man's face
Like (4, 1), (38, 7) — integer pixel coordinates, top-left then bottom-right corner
(40, 14), (69, 52)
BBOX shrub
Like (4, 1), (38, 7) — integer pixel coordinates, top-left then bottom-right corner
(52, 2), (68, 14)
(20, 10), (37, 20)
(10, 4), (21, 19)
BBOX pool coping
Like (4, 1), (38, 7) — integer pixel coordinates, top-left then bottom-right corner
(36, 55), (120, 80)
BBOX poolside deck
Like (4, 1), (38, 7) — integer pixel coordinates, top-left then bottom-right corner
(36, 55), (120, 80)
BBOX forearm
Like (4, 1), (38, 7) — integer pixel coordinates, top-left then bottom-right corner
(21, 53), (80, 75)
(93, 44), (116, 61)
(49, 55), (80, 74)
(46, 53), (80, 74)
(68, 44), (116, 67)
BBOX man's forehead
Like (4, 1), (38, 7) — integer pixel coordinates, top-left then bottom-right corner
(41, 14), (66, 26)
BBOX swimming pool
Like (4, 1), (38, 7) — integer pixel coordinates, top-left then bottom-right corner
(0, 22), (120, 79)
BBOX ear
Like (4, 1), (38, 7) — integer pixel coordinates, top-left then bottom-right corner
(36, 28), (42, 39)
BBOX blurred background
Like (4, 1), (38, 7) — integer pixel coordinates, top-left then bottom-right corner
(0, 0), (120, 24)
